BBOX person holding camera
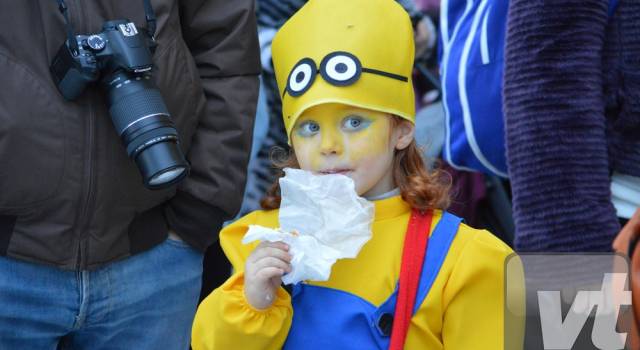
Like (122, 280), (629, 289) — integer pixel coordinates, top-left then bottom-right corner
(0, 1), (259, 349)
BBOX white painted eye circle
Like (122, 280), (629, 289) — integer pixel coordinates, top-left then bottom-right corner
(320, 52), (362, 86)
(286, 58), (317, 97)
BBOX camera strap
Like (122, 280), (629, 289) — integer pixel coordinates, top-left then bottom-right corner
(142, 0), (157, 37)
(55, 0), (157, 50)
(55, 0), (79, 54)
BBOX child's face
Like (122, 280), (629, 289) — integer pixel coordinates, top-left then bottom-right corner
(291, 103), (413, 197)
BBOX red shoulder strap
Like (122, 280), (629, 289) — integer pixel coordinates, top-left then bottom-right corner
(389, 209), (433, 350)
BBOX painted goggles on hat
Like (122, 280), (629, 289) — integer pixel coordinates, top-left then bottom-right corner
(284, 51), (409, 98)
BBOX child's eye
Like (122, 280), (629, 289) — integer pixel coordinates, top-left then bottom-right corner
(296, 121), (320, 137)
(342, 116), (369, 131)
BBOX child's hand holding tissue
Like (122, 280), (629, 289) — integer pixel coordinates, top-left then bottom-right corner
(243, 241), (292, 310)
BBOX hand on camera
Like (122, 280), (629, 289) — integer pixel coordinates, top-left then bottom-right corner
(243, 241), (292, 310)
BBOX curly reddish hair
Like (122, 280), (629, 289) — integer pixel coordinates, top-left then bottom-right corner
(260, 116), (451, 211)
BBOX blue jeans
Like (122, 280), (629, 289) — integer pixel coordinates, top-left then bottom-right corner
(0, 237), (203, 349)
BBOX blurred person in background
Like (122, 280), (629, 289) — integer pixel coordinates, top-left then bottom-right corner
(437, 0), (516, 246)
(503, 0), (639, 252)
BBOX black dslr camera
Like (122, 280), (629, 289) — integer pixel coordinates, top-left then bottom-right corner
(50, 1), (189, 190)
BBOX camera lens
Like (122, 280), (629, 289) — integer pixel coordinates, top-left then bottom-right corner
(135, 140), (188, 187)
(105, 71), (189, 189)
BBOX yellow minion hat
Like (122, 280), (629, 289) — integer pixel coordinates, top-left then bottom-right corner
(272, 0), (416, 139)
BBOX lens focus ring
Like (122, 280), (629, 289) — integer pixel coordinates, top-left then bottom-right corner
(109, 87), (170, 136)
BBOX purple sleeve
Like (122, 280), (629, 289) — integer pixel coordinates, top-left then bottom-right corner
(503, 0), (620, 252)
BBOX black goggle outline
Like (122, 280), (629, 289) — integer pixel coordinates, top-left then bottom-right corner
(284, 51), (408, 99)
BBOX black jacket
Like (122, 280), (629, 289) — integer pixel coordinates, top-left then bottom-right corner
(0, 0), (260, 269)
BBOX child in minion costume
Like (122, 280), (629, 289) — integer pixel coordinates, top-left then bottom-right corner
(191, 0), (515, 349)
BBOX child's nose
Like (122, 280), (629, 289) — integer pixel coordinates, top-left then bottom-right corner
(319, 131), (343, 156)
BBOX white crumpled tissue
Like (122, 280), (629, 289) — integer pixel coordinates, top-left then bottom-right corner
(241, 168), (375, 285)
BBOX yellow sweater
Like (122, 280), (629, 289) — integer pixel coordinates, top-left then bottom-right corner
(192, 195), (515, 349)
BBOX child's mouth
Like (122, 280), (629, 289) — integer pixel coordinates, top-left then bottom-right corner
(319, 168), (353, 175)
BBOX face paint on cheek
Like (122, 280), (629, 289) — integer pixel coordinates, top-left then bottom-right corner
(309, 149), (324, 170)
(291, 136), (317, 171)
(344, 118), (391, 163)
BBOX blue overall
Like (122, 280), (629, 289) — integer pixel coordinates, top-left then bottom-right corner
(283, 212), (463, 350)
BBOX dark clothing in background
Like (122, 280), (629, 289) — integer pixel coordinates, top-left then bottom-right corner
(503, 0), (640, 251)
(257, 0), (424, 28)
(0, 0), (260, 269)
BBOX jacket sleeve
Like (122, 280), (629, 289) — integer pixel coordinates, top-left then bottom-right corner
(440, 230), (521, 350)
(165, 0), (261, 251)
(192, 211), (293, 350)
(503, 0), (620, 251)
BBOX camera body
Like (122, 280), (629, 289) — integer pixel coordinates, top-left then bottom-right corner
(50, 19), (190, 189)
(51, 20), (156, 100)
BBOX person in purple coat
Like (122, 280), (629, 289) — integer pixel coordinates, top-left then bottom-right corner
(503, 0), (640, 252)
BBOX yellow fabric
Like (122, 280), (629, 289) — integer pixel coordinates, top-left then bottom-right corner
(192, 195), (516, 349)
(271, 0), (416, 140)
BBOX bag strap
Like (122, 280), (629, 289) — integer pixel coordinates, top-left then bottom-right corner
(389, 209), (433, 350)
